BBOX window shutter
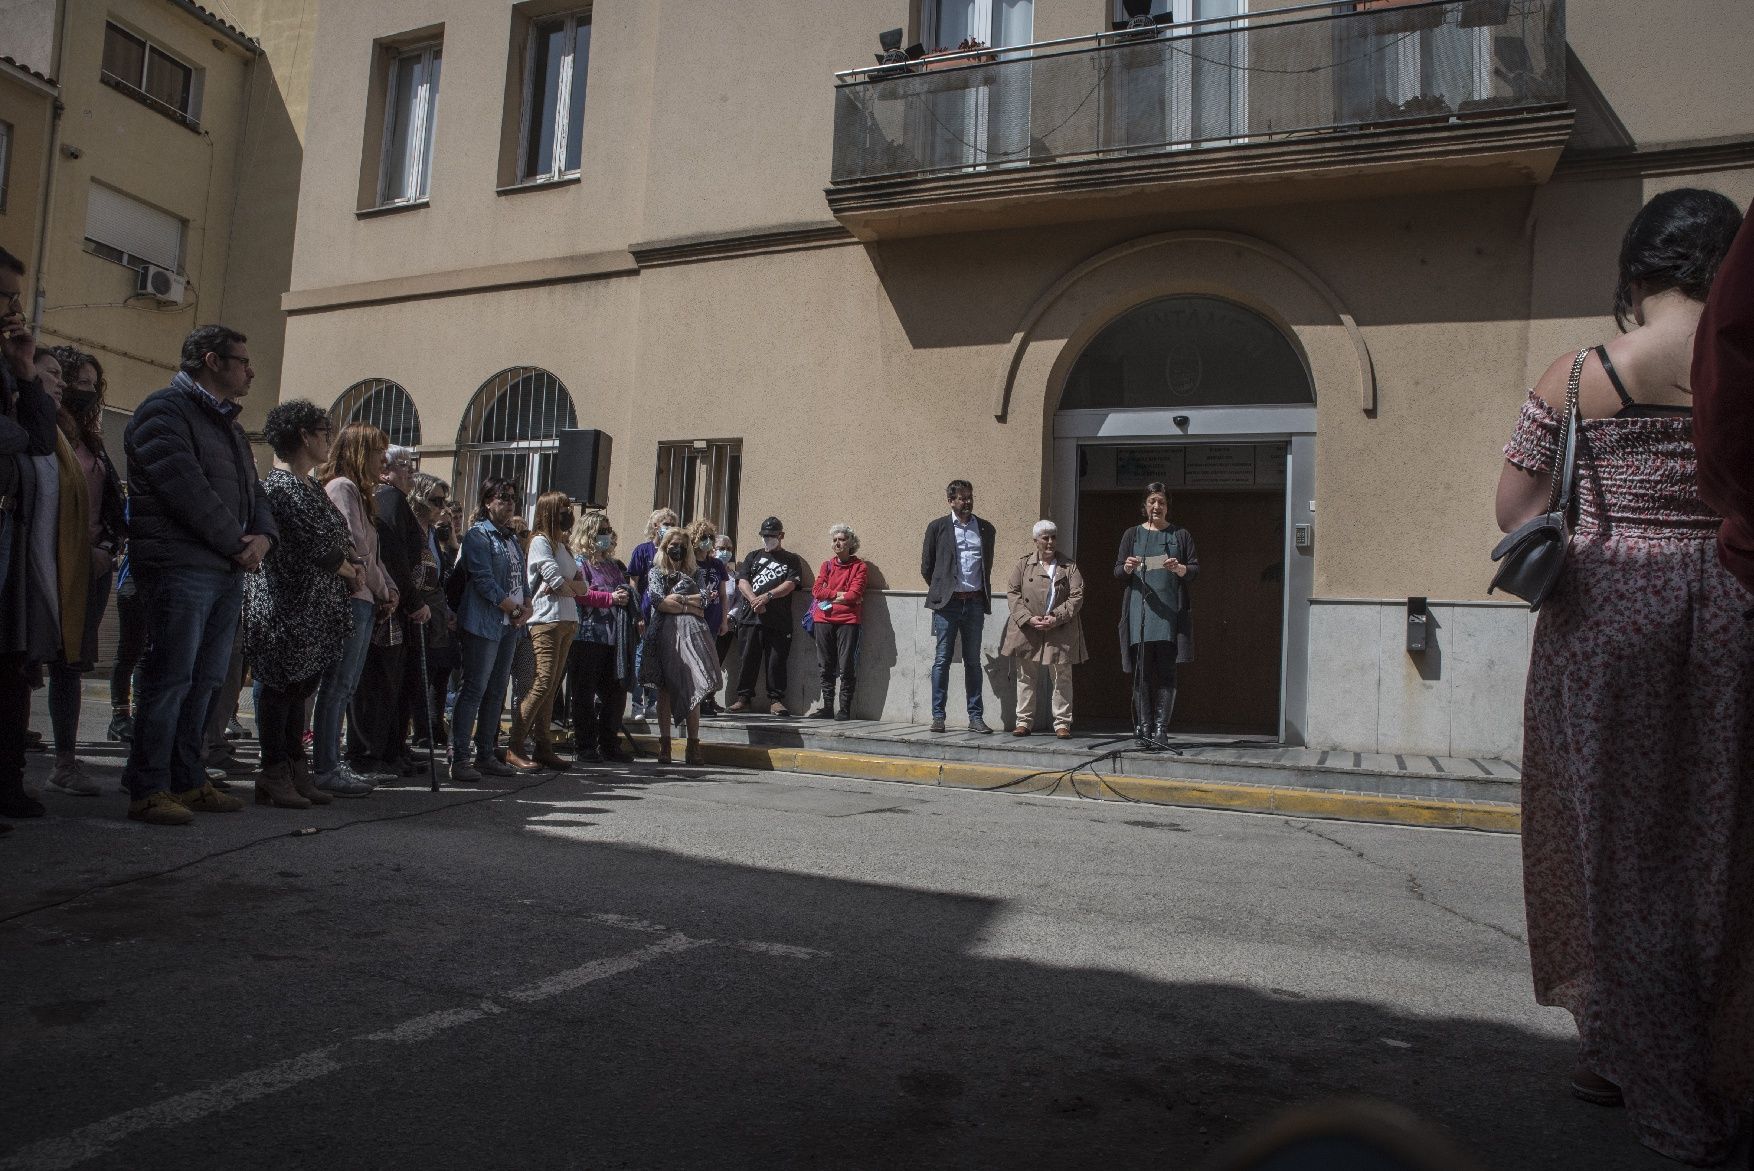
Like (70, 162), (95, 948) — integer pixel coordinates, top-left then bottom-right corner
(84, 183), (183, 270)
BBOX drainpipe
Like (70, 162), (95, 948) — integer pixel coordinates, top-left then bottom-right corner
(29, 0), (72, 330)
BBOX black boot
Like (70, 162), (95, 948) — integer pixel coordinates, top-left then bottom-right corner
(1150, 687), (1178, 751)
(1133, 686), (1155, 750)
(835, 685), (854, 722)
(808, 684), (836, 719)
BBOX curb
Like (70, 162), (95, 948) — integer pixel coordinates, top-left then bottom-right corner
(630, 737), (1521, 834)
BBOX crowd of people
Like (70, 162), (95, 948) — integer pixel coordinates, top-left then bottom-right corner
(2, 184), (1753, 1165)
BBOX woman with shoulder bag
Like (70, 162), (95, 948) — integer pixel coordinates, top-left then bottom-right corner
(1493, 189), (1753, 1167)
(568, 510), (636, 763)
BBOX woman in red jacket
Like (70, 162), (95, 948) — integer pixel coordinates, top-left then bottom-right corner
(808, 523), (867, 721)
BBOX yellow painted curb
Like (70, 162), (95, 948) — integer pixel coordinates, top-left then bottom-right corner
(629, 737), (1521, 834)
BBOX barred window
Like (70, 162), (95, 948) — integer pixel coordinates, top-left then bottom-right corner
(330, 379), (422, 448)
(454, 367), (578, 516)
(654, 440), (742, 545)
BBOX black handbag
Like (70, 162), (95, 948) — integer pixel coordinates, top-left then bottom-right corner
(1488, 348), (1586, 610)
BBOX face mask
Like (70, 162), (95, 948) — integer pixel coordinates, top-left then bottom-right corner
(657, 525), (672, 541)
(560, 510), (575, 530)
(698, 540), (714, 555)
(434, 523), (453, 543)
(664, 546), (685, 560)
(763, 537), (780, 552)
(63, 389), (97, 411)
(595, 535), (614, 551)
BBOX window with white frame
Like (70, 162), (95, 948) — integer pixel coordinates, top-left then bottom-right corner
(379, 44), (442, 205)
(83, 183), (184, 272)
(519, 12), (591, 182)
(101, 22), (197, 123)
(0, 120), (11, 213)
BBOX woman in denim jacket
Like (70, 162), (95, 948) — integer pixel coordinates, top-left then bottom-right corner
(448, 477), (531, 782)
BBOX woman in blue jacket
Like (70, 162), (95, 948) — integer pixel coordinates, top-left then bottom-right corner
(448, 478), (531, 782)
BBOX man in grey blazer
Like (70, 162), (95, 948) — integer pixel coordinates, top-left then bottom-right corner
(920, 479), (996, 734)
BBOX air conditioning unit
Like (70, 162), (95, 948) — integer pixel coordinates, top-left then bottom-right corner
(136, 264), (187, 305)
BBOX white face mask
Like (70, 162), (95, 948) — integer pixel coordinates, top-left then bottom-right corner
(763, 537), (780, 552)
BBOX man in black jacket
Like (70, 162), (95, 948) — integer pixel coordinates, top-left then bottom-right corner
(0, 247), (58, 824)
(119, 325), (278, 826)
(920, 479), (996, 734)
(352, 446), (430, 775)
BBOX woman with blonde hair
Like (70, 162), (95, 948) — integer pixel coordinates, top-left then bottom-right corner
(509, 491), (589, 769)
(685, 517), (733, 715)
(311, 421), (394, 796)
(626, 507), (678, 720)
(567, 509), (636, 762)
(640, 528), (721, 764)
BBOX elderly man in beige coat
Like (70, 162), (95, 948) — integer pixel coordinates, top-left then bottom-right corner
(1000, 520), (1087, 738)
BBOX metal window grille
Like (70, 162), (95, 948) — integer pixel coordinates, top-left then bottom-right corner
(454, 367), (578, 517)
(653, 440), (742, 545)
(330, 379), (423, 448)
(831, 0), (1564, 183)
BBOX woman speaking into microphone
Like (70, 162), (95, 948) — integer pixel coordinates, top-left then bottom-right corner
(1115, 482), (1198, 749)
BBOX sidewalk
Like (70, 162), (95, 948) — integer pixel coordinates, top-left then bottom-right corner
(630, 714), (1523, 833)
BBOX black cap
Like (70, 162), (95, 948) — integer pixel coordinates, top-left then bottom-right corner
(759, 516), (783, 536)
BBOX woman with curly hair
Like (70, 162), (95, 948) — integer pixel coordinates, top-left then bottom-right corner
(640, 529), (721, 764)
(42, 347), (124, 797)
(311, 421), (393, 796)
(567, 509), (635, 763)
(243, 400), (355, 808)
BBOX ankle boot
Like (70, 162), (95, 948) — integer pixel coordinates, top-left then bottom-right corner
(684, 738), (703, 765)
(289, 759), (332, 806)
(255, 762), (312, 809)
(656, 737), (673, 764)
(835, 686), (854, 721)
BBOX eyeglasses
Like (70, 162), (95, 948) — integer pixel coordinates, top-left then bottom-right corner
(213, 352), (251, 367)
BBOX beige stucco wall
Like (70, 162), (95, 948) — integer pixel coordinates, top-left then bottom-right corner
(0, 66), (54, 270)
(32, 0), (313, 444)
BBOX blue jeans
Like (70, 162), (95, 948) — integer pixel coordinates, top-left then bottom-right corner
(311, 597), (375, 774)
(930, 597), (986, 721)
(121, 567), (243, 799)
(453, 627), (518, 764)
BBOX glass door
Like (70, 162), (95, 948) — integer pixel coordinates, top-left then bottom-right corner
(1107, 0), (1246, 151)
(920, 0), (1034, 170)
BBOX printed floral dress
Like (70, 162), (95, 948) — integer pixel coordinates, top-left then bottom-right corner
(243, 469), (354, 689)
(1504, 391), (1754, 1165)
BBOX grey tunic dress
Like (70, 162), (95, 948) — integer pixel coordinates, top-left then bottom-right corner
(1115, 524), (1198, 671)
(640, 569), (723, 712)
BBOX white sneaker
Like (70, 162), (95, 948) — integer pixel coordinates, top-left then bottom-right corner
(49, 760), (101, 796)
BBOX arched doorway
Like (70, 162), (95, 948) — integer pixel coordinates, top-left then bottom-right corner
(1055, 295), (1316, 739)
(454, 367), (578, 515)
(330, 378), (423, 448)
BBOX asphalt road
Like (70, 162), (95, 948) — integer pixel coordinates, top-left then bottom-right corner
(2, 719), (1687, 1170)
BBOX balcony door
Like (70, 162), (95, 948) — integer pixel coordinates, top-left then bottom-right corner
(919, 0), (1034, 171)
(1107, 0), (1247, 151)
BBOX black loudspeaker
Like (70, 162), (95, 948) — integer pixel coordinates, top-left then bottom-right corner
(553, 429), (612, 507)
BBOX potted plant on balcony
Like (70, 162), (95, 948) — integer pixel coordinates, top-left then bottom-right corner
(1358, 0), (1445, 33)
(1458, 0), (1513, 28)
(921, 37), (998, 70)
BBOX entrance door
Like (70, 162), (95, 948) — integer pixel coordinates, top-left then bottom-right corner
(1072, 444), (1285, 736)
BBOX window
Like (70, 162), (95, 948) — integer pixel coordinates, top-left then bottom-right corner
(380, 44), (442, 205)
(101, 22), (197, 124)
(519, 12), (591, 182)
(331, 379), (422, 448)
(454, 367), (577, 516)
(653, 440), (742, 543)
(0, 120), (10, 213)
(83, 183), (183, 272)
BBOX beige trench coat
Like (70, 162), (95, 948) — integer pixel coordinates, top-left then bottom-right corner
(999, 552), (1087, 665)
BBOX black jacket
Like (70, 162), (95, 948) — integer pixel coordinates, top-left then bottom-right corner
(0, 365), (58, 660)
(920, 512), (996, 613)
(374, 482), (425, 618)
(122, 376), (277, 574)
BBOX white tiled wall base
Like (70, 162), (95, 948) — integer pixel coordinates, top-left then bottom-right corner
(1303, 600), (1531, 761)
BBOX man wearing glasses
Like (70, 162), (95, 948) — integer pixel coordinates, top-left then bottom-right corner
(119, 325), (279, 825)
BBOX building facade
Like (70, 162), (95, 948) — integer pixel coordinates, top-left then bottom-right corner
(280, 0), (1754, 756)
(0, 0), (315, 457)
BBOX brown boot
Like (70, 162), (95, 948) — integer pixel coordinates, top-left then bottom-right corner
(255, 762), (312, 810)
(532, 746), (571, 771)
(288, 759), (332, 806)
(656, 737), (673, 764)
(684, 739), (703, 766)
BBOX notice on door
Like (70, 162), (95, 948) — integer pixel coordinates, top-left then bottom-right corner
(1183, 446), (1257, 487)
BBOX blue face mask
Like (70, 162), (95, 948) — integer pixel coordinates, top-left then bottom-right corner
(595, 535), (614, 551)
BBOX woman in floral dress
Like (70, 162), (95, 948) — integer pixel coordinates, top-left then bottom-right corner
(1495, 188), (1752, 1165)
(244, 400), (356, 809)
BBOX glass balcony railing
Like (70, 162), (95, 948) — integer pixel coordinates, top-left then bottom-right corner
(830, 0), (1565, 185)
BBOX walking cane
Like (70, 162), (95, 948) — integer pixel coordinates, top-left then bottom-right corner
(417, 621), (439, 792)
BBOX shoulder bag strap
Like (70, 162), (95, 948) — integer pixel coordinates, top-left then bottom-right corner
(1549, 348), (1587, 515)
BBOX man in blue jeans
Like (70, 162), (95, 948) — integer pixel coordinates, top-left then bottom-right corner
(920, 479), (996, 734)
(120, 325), (277, 825)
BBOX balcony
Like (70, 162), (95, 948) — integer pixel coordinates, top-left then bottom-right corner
(827, 0), (1571, 240)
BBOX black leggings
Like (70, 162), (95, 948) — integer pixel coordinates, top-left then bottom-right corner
(110, 589), (148, 710)
(568, 641), (625, 755)
(1131, 640), (1179, 732)
(258, 675), (320, 769)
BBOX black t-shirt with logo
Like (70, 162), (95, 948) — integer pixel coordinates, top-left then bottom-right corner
(737, 547), (805, 631)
